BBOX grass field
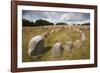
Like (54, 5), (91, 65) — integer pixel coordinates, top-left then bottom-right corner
(22, 25), (90, 62)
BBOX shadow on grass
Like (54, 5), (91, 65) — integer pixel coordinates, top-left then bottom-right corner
(29, 46), (52, 61)
(43, 46), (52, 54)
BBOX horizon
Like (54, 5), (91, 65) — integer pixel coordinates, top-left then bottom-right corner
(22, 10), (90, 25)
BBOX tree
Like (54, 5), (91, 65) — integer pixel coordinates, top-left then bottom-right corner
(56, 23), (67, 25)
(81, 23), (90, 26)
(35, 19), (54, 26)
(22, 19), (35, 26)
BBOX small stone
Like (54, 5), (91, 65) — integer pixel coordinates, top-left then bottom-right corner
(64, 41), (73, 52)
(73, 40), (82, 49)
(52, 42), (63, 57)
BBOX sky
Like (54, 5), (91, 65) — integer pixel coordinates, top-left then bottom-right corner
(22, 10), (90, 24)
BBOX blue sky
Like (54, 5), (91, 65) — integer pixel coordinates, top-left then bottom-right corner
(22, 10), (90, 24)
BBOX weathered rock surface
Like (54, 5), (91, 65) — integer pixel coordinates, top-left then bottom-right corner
(28, 35), (44, 58)
(52, 42), (63, 57)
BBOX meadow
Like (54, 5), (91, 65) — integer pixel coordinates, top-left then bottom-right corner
(22, 25), (90, 62)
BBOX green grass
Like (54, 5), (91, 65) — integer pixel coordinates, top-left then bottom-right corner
(22, 25), (90, 62)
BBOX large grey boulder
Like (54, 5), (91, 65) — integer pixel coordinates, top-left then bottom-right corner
(28, 35), (44, 58)
(52, 42), (63, 57)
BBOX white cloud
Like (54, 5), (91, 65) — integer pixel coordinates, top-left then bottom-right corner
(42, 12), (52, 22)
(60, 13), (90, 22)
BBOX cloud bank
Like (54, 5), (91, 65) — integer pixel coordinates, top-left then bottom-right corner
(22, 10), (90, 24)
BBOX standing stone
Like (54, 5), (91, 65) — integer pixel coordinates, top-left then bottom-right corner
(41, 31), (49, 39)
(51, 29), (54, 33)
(28, 35), (44, 58)
(52, 42), (63, 57)
(81, 32), (86, 42)
(73, 40), (82, 49)
(64, 41), (73, 52)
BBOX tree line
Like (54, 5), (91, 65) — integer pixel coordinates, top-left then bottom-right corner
(22, 19), (53, 26)
(22, 19), (90, 26)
